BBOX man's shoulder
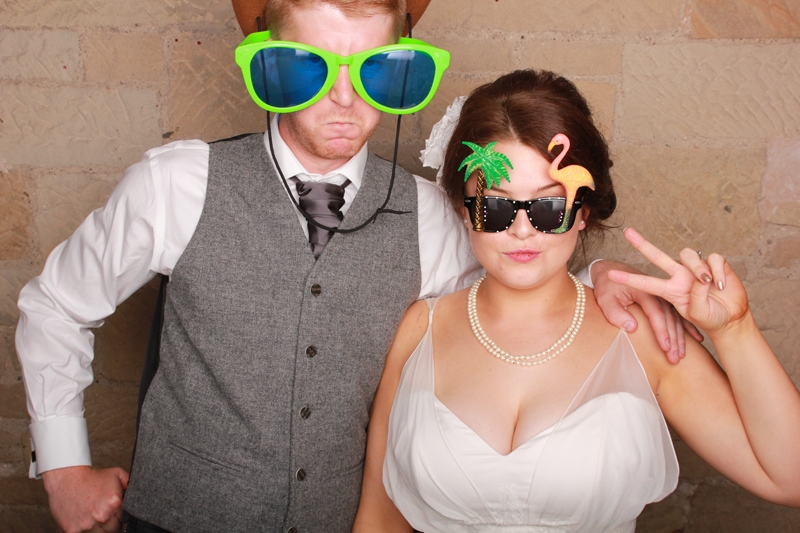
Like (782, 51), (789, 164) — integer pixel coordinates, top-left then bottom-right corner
(130, 139), (211, 193)
(413, 175), (452, 210)
(208, 132), (262, 145)
(143, 139), (210, 161)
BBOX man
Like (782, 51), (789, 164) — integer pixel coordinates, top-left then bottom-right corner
(16, 1), (689, 531)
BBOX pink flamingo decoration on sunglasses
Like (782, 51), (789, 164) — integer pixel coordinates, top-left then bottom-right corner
(547, 133), (596, 233)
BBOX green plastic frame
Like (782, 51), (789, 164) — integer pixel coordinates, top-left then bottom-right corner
(235, 31), (450, 114)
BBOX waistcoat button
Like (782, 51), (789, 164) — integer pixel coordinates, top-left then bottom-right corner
(296, 468), (307, 481)
(300, 406), (311, 419)
(305, 345), (317, 358)
(310, 283), (322, 296)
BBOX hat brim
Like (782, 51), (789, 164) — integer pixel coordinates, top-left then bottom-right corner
(231, 0), (433, 36)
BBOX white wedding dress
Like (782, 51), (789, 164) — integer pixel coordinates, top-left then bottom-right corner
(384, 298), (679, 532)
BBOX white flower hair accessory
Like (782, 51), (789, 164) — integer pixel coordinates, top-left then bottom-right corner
(420, 95), (467, 183)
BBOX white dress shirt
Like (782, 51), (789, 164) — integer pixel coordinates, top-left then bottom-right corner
(16, 116), (483, 477)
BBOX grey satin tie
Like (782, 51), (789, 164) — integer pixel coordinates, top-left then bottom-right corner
(292, 177), (349, 259)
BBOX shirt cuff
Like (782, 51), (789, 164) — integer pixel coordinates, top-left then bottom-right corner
(29, 417), (91, 479)
(575, 259), (603, 289)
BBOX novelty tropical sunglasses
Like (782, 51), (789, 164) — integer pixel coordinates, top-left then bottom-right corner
(463, 196), (584, 234)
(235, 31), (450, 114)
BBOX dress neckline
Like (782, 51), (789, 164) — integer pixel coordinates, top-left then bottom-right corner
(431, 321), (627, 457)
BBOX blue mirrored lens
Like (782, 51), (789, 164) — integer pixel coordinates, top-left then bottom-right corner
(250, 47), (328, 108)
(360, 50), (436, 110)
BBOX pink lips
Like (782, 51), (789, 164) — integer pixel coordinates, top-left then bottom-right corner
(504, 249), (540, 263)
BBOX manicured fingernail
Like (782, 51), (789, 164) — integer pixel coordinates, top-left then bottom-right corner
(663, 338), (671, 351)
(717, 280), (725, 291)
(701, 273), (712, 284)
(623, 321), (635, 332)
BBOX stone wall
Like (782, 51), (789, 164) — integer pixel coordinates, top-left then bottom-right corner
(1, 0), (799, 530)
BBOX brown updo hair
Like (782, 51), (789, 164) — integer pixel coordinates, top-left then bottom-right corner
(441, 70), (616, 248)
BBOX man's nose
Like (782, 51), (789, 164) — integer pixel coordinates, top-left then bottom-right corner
(328, 64), (358, 107)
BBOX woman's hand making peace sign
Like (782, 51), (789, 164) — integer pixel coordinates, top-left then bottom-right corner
(606, 227), (751, 338)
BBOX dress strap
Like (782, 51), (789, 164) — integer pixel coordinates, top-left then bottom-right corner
(424, 297), (440, 325)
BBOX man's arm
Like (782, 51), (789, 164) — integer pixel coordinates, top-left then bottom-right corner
(415, 177), (483, 299)
(589, 258), (704, 364)
(42, 466), (129, 533)
(17, 161), (160, 474)
(16, 140), (208, 530)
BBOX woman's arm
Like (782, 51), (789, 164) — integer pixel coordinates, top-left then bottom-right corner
(353, 300), (431, 532)
(613, 228), (800, 506)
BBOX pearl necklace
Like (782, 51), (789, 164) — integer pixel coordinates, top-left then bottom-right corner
(467, 273), (586, 366)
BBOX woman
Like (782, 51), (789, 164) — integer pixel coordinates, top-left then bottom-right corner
(353, 69), (800, 532)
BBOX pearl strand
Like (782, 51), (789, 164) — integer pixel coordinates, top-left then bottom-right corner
(467, 273), (586, 366)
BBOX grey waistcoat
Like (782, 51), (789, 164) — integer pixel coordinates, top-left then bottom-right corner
(123, 134), (421, 532)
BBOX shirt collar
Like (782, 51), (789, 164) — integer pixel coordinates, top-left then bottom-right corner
(263, 114), (367, 190)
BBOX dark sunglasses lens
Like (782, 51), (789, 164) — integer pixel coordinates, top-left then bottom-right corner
(250, 47), (328, 108)
(529, 198), (568, 233)
(483, 197), (517, 232)
(360, 50), (436, 110)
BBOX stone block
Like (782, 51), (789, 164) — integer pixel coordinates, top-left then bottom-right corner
(686, 482), (800, 531)
(84, 384), (138, 471)
(602, 145), (763, 259)
(0, 30), (81, 82)
(760, 138), (800, 227)
(573, 81), (616, 142)
(0, 385), (27, 419)
(765, 235), (800, 269)
(690, 0), (800, 39)
(0, 268), (41, 327)
(434, 36), (517, 74)
(0, 420), (28, 467)
(0, 86), (162, 168)
(94, 278), (160, 383)
(0, 0), (234, 29)
(84, 32), (165, 83)
(620, 43), (800, 141)
(0, 169), (35, 262)
(418, 0), (683, 34)
(746, 277), (800, 384)
(637, 486), (689, 532)
(1, 326), (19, 372)
(0, 505), (58, 532)
(0, 477), (47, 506)
(521, 40), (623, 77)
(35, 170), (119, 257)
(167, 30), (266, 142)
(0, 428), (19, 464)
(371, 111), (419, 145)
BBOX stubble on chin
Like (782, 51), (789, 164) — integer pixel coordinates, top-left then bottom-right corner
(312, 135), (364, 160)
(286, 114), (375, 161)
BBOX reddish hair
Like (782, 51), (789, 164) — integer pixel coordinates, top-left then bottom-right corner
(264, 0), (407, 39)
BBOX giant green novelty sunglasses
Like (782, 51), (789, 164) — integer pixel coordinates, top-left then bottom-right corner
(235, 31), (450, 114)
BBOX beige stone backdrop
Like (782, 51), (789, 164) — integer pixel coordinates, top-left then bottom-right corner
(1, 0), (799, 530)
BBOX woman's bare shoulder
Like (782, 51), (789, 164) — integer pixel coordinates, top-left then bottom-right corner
(383, 299), (434, 374)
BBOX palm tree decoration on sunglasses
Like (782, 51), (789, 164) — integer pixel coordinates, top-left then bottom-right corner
(459, 141), (513, 232)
